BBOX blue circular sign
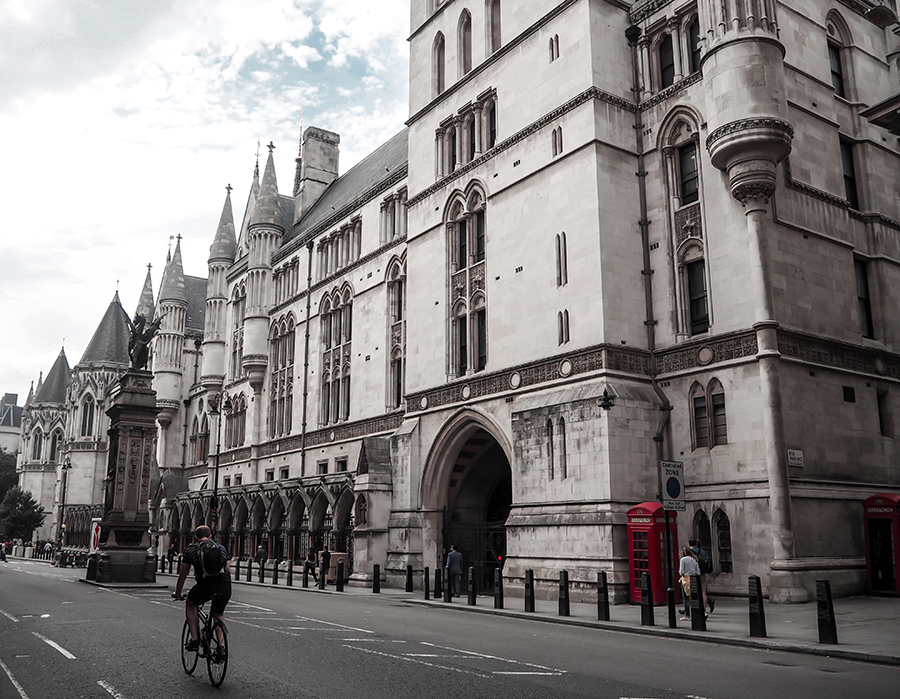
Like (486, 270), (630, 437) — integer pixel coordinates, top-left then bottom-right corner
(666, 476), (681, 499)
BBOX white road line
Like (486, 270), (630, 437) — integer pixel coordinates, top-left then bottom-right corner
(98, 680), (127, 698)
(232, 602), (273, 612)
(0, 656), (31, 699)
(293, 615), (373, 634)
(419, 641), (564, 673)
(494, 671), (563, 676)
(31, 632), (76, 659)
(0, 608), (19, 622)
(343, 644), (492, 678)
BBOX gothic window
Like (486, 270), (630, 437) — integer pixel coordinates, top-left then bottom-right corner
(387, 256), (406, 409)
(381, 189), (407, 244)
(198, 415), (209, 463)
(231, 284), (246, 379)
(558, 417), (567, 479)
(459, 10), (473, 77)
(474, 297), (487, 371)
(556, 232), (568, 286)
(840, 139), (860, 210)
(433, 32), (446, 96)
(691, 383), (709, 449)
(828, 37), (846, 97)
(547, 418), (554, 480)
(453, 300), (468, 376)
(687, 17), (701, 73)
(436, 90), (497, 177)
(31, 429), (43, 460)
(687, 258), (709, 335)
(269, 316), (296, 438)
(659, 33), (675, 88)
(226, 394), (247, 448)
(549, 34), (559, 62)
(486, 100), (497, 148)
(557, 310), (570, 345)
(190, 417), (199, 464)
(678, 143), (699, 205)
(709, 379), (727, 445)
(320, 288), (353, 425)
(551, 126), (563, 156)
(694, 509), (712, 557)
(49, 429), (61, 462)
(691, 379), (727, 449)
(714, 509), (733, 573)
(80, 395), (95, 437)
(487, 0), (501, 54)
(855, 259), (875, 339)
(467, 115), (476, 162)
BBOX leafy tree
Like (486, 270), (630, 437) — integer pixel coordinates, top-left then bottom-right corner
(0, 448), (17, 503)
(0, 486), (46, 541)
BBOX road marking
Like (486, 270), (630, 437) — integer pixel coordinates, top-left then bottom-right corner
(343, 644), (492, 678)
(293, 615), (373, 634)
(98, 680), (127, 698)
(494, 671), (563, 675)
(0, 608), (18, 622)
(0, 656), (31, 699)
(419, 641), (564, 674)
(232, 602), (273, 612)
(31, 632), (76, 659)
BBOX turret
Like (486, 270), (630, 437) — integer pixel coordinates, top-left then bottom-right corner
(154, 236), (188, 433)
(201, 186), (238, 395)
(293, 126), (340, 223)
(135, 265), (155, 323)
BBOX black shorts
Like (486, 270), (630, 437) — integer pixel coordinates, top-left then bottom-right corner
(187, 575), (231, 615)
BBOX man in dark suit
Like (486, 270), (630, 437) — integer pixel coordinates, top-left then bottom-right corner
(446, 544), (463, 596)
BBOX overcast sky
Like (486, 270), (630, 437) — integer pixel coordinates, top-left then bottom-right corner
(0, 0), (409, 404)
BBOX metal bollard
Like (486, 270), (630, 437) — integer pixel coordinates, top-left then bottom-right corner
(336, 560), (345, 592)
(258, 559), (265, 584)
(690, 574), (707, 631)
(434, 568), (443, 599)
(467, 566), (476, 606)
(302, 563), (309, 588)
(286, 560), (293, 587)
(318, 562), (326, 590)
(405, 564), (414, 592)
(423, 566), (429, 599)
(374, 564), (381, 594)
(443, 566), (452, 602)
(748, 575), (767, 638)
(233, 558), (240, 580)
(597, 571), (610, 621)
(559, 570), (570, 617)
(494, 568), (504, 609)
(524, 569), (535, 613)
(640, 571), (655, 626)
(272, 559), (279, 585)
(816, 579), (838, 644)
(246, 559), (253, 583)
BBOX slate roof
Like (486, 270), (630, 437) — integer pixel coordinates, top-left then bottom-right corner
(79, 293), (131, 366)
(283, 128), (408, 246)
(185, 276), (207, 333)
(34, 349), (70, 404)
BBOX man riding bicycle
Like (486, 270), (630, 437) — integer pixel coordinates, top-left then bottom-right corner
(172, 525), (232, 653)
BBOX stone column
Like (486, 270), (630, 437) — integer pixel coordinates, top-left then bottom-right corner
(473, 103), (484, 157)
(639, 35), (652, 97)
(669, 17), (683, 83)
(453, 117), (463, 170)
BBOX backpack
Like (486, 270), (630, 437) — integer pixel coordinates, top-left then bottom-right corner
(197, 540), (227, 578)
(696, 548), (712, 574)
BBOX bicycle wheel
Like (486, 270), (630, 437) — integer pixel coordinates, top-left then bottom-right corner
(181, 620), (198, 675)
(206, 620), (228, 687)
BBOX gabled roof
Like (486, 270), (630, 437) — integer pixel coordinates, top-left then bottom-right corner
(283, 128), (408, 246)
(79, 293), (131, 366)
(33, 348), (70, 404)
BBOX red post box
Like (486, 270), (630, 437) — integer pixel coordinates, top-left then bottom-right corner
(627, 502), (681, 604)
(862, 493), (900, 595)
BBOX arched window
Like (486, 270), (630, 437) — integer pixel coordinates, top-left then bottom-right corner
(49, 429), (61, 462)
(198, 415), (209, 464)
(659, 33), (675, 88)
(270, 317), (296, 437)
(713, 509), (733, 573)
(556, 232), (568, 286)
(231, 284), (246, 379)
(433, 32), (446, 96)
(487, 0), (501, 54)
(190, 417), (199, 464)
(458, 10), (472, 77)
(32, 429), (43, 461)
(549, 34), (559, 62)
(691, 379), (727, 449)
(387, 256), (407, 409)
(558, 417), (567, 479)
(452, 300), (468, 377)
(320, 289), (353, 425)
(678, 142), (699, 205)
(693, 509), (712, 555)
(547, 418), (554, 480)
(687, 17), (701, 74)
(826, 12), (853, 99)
(80, 396), (95, 437)
(557, 309), (570, 345)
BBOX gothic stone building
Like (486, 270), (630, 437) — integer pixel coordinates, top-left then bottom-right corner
(26, 0), (900, 603)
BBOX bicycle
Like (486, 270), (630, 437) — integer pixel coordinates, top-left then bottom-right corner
(174, 595), (228, 687)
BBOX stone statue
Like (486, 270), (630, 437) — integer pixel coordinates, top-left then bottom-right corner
(124, 312), (163, 370)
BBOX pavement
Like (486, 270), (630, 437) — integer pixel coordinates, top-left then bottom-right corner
(11, 555), (900, 666)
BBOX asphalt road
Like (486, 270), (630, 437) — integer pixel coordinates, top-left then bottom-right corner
(0, 559), (896, 698)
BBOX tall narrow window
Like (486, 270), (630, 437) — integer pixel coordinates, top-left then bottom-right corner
(693, 395), (709, 448)
(49, 430), (60, 462)
(714, 510), (733, 573)
(457, 312), (468, 376)
(391, 352), (404, 408)
(433, 33), (446, 96)
(457, 218), (468, 269)
(688, 18), (701, 73)
(659, 34), (675, 88)
(828, 42), (846, 98)
(81, 396), (95, 437)
(32, 430), (42, 460)
(556, 232), (568, 286)
(678, 143), (699, 205)
(475, 210), (485, 262)
(459, 11), (472, 76)
(855, 259), (874, 339)
(341, 375), (351, 421)
(488, 0), (501, 54)
(877, 391), (892, 438)
(687, 260), (709, 335)
(547, 419), (554, 480)
(841, 139), (859, 210)
(468, 117), (476, 162)
(487, 104), (497, 148)
(711, 386), (727, 446)
(558, 418), (567, 479)
(449, 129), (457, 172)
(475, 308), (487, 371)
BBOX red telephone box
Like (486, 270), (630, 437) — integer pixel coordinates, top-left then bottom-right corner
(863, 493), (900, 595)
(627, 502), (680, 604)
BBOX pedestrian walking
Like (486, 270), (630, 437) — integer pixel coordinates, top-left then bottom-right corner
(446, 544), (463, 597)
(254, 544), (267, 566)
(678, 546), (700, 620)
(320, 546), (331, 584)
(167, 543), (177, 562)
(689, 537), (715, 614)
(304, 548), (318, 583)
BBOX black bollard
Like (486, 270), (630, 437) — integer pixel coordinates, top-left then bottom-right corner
(640, 571), (655, 626)
(467, 567), (476, 606)
(443, 566), (452, 602)
(302, 563), (309, 588)
(374, 564), (381, 594)
(690, 574), (707, 631)
(748, 575), (767, 638)
(525, 569), (535, 613)
(434, 568), (443, 599)
(233, 558), (240, 580)
(272, 559), (279, 586)
(405, 564), (414, 592)
(258, 559), (266, 584)
(246, 558), (253, 583)
(319, 561), (326, 590)
(494, 568), (504, 609)
(816, 579), (838, 644)
(336, 559), (345, 592)
(597, 571), (610, 621)
(286, 559), (293, 587)
(559, 570), (570, 616)
(423, 566), (429, 599)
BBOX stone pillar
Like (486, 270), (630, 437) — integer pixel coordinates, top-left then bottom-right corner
(639, 35), (652, 97)
(669, 17), (683, 83)
(96, 370), (160, 583)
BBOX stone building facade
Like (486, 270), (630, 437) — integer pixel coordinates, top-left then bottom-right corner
(23, 0), (900, 602)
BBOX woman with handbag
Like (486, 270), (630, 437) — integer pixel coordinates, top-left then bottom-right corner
(678, 546), (700, 621)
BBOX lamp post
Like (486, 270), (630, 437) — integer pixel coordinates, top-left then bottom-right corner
(208, 393), (232, 538)
(58, 457), (71, 549)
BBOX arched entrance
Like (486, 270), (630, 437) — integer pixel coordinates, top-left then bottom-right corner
(423, 410), (512, 593)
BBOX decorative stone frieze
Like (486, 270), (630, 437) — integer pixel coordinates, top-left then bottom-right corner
(674, 202), (703, 247)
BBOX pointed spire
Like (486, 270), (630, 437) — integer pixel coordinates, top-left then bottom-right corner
(135, 264), (155, 322)
(249, 142), (283, 229)
(34, 348), (70, 404)
(293, 132), (303, 197)
(158, 235), (187, 304)
(209, 186), (237, 263)
(79, 294), (131, 366)
(35, 371), (43, 396)
(24, 381), (34, 408)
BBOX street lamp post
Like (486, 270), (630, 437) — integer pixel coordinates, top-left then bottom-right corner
(208, 394), (232, 539)
(58, 458), (71, 550)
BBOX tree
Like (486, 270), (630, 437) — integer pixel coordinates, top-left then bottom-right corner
(0, 448), (17, 503)
(0, 486), (46, 541)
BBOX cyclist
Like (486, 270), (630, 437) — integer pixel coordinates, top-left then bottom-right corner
(172, 525), (232, 653)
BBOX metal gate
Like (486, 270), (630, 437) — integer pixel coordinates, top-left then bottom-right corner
(444, 514), (506, 593)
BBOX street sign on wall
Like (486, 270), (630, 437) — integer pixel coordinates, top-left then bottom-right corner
(661, 460), (685, 511)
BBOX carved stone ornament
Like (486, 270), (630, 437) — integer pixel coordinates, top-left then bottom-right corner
(732, 181), (776, 204)
(705, 118), (795, 153)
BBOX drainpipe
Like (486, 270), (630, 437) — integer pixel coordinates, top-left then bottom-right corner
(300, 240), (314, 477)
